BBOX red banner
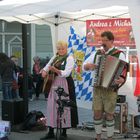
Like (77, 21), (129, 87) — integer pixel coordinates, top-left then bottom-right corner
(86, 18), (135, 48)
(134, 58), (140, 96)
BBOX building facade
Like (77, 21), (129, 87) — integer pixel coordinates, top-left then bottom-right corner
(0, 20), (53, 89)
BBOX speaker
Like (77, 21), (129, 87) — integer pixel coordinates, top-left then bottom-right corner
(117, 95), (126, 103)
(1, 100), (25, 125)
(134, 115), (140, 128)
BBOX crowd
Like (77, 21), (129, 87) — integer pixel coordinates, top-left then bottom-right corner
(0, 53), (50, 101)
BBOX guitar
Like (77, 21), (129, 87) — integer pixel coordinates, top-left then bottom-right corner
(42, 55), (67, 94)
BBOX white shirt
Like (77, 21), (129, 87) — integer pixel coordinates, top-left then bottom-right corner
(105, 47), (126, 61)
(43, 55), (74, 77)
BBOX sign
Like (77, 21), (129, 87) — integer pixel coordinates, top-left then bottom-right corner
(0, 121), (10, 138)
(86, 18), (135, 48)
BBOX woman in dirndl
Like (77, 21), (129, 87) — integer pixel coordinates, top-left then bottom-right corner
(40, 41), (78, 140)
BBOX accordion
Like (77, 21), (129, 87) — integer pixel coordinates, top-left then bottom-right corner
(93, 55), (127, 90)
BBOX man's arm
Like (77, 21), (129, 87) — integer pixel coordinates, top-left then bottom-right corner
(84, 63), (96, 71)
(82, 52), (96, 71)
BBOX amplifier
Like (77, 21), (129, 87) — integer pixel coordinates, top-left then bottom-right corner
(1, 100), (25, 125)
(134, 115), (140, 128)
(117, 95), (126, 103)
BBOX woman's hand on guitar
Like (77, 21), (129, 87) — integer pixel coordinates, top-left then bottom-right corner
(49, 66), (61, 75)
(41, 70), (47, 78)
(49, 66), (55, 72)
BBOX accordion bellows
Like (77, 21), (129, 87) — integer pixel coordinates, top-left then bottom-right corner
(94, 55), (127, 90)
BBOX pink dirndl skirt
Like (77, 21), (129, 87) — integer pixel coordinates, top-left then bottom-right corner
(46, 76), (71, 128)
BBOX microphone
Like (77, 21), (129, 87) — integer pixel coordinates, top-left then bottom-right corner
(62, 91), (69, 97)
(57, 99), (76, 107)
(55, 86), (69, 97)
(101, 44), (109, 52)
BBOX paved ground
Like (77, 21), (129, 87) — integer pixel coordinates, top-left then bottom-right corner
(0, 93), (95, 140)
(9, 129), (95, 140)
(0, 92), (139, 140)
(8, 128), (140, 140)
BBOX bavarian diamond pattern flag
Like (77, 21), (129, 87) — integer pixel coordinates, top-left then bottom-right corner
(68, 26), (95, 109)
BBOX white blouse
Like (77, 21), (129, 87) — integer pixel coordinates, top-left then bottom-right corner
(43, 55), (74, 77)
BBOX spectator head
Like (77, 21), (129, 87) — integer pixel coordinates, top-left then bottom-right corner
(0, 53), (9, 64)
(33, 56), (40, 63)
(10, 55), (18, 65)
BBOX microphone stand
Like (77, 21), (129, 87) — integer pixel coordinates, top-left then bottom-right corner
(56, 88), (67, 140)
